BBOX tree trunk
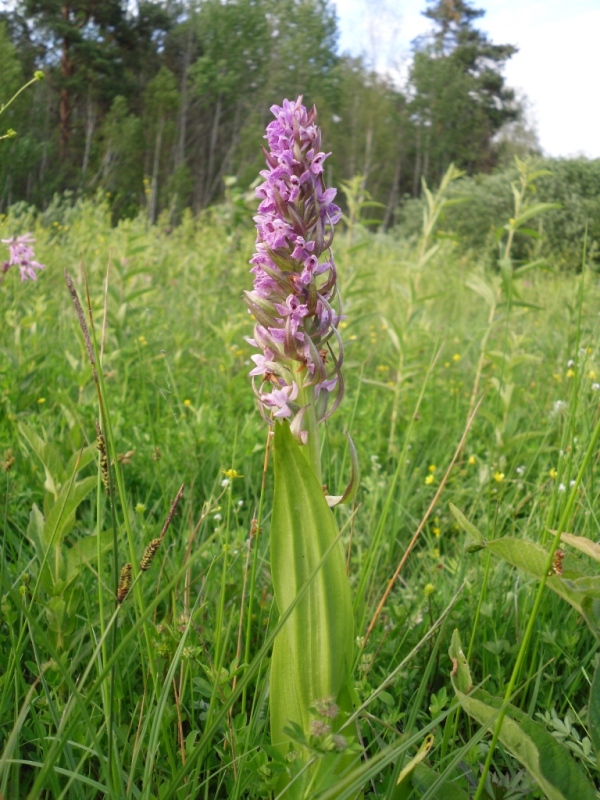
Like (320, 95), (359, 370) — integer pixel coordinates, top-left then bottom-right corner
(81, 93), (96, 178)
(149, 118), (164, 224)
(412, 126), (422, 197)
(204, 93), (222, 206)
(176, 28), (193, 170)
(59, 4), (74, 162)
(383, 153), (402, 229)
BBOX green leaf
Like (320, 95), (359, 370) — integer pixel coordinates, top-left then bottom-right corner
(412, 763), (470, 800)
(270, 421), (354, 754)
(18, 423), (64, 497)
(588, 660), (600, 760)
(562, 575), (600, 598)
(485, 537), (588, 612)
(26, 504), (54, 594)
(44, 476), (98, 548)
(561, 532), (600, 563)
(512, 203), (561, 227)
(395, 733), (434, 799)
(448, 503), (485, 552)
(326, 431), (360, 508)
(65, 530), (114, 585)
(581, 596), (600, 639)
(449, 631), (597, 800)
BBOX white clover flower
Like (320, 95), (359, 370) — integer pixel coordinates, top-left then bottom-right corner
(221, 478), (230, 487)
(558, 483), (566, 493)
(592, 383), (600, 392)
(213, 513), (223, 521)
(516, 465), (525, 476)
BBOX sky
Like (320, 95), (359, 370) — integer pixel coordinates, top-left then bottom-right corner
(331, 0), (600, 159)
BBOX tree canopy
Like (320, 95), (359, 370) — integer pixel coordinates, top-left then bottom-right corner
(0, 0), (528, 223)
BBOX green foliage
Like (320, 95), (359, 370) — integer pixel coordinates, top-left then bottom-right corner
(0, 0), (533, 228)
(409, 0), (518, 186)
(399, 157), (600, 269)
(269, 421), (355, 795)
(1, 183), (600, 796)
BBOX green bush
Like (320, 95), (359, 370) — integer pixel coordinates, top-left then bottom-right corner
(396, 158), (600, 269)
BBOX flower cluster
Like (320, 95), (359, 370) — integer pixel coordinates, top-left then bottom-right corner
(245, 97), (344, 437)
(1, 233), (45, 281)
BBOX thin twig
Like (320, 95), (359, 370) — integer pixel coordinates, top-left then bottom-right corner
(364, 398), (483, 646)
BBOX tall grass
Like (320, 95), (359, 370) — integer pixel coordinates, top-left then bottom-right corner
(0, 187), (599, 798)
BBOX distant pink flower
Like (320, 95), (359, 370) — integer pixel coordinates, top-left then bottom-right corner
(2, 233), (45, 281)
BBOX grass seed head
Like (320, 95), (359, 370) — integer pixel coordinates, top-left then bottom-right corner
(117, 563), (132, 603)
(140, 538), (162, 571)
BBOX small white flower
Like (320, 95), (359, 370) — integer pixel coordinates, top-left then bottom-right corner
(558, 483), (566, 493)
(237, 499), (244, 507)
(213, 513), (223, 521)
(570, 480), (576, 488)
(221, 478), (230, 488)
(516, 465), (525, 476)
(592, 383), (600, 391)
(567, 359), (575, 368)
(552, 400), (567, 414)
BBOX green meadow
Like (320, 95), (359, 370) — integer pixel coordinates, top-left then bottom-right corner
(1, 172), (600, 798)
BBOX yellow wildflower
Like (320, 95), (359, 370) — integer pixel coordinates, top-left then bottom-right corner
(468, 455), (476, 465)
(428, 464), (436, 473)
(432, 527), (441, 537)
(424, 583), (435, 597)
(183, 399), (192, 407)
(566, 369), (575, 378)
(493, 471), (505, 483)
(549, 468), (557, 479)
(425, 474), (434, 485)
(222, 468), (244, 479)
(452, 353), (461, 362)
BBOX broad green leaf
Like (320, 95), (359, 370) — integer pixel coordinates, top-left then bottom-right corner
(26, 504), (53, 594)
(449, 631), (597, 800)
(466, 275), (496, 310)
(412, 764), (470, 800)
(44, 476), (98, 548)
(581, 596), (600, 639)
(65, 530), (114, 585)
(562, 575), (600, 598)
(513, 203), (561, 227)
(19, 423), (63, 497)
(588, 661), (600, 759)
(449, 503), (485, 552)
(394, 734), (433, 799)
(64, 445), (96, 480)
(485, 537), (588, 612)
(270, 421), (354, 755)
(561, 532), (600, 563)
(513, 259), (547, 276)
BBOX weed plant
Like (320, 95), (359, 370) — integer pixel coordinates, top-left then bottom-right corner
(1, 176), (599, 798)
